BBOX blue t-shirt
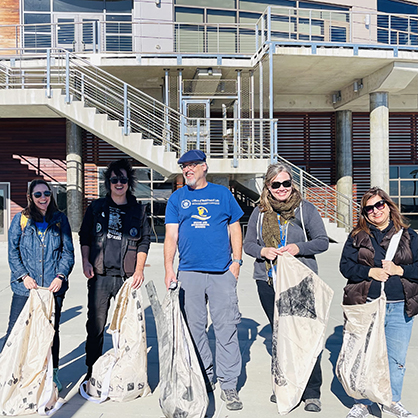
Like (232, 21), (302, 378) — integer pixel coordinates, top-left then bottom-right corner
(165, 182), (244, 272)
(35, 218), (48, 242)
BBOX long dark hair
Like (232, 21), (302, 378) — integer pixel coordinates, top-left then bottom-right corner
(103, 159), (136, 196)
(352, 187), (409, 236)
(23, 179), (59, 222)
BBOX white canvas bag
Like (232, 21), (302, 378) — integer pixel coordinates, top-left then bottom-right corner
(80, 277), (151, 403)
(0, 288), (65, 416)
(336, 229), (403, 406)
(272, 252), (334, 415)
(146, 281), (208, 418)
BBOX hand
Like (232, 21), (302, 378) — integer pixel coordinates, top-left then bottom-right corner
(165, 269), (177, 290)
(229, 262), (240, 280)
(278, 244), (300, 256)
(48, 277), (63, 293)
(83, 260), (94, 279)
(369, 267), (389, 282)
(131, 270), (144, 289)
(260, 247), (281, 261)
(382, 260), (404, 276)
(23, 275), (38, 290)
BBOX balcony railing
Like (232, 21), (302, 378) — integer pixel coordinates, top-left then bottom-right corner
(2, 8), (418, 56)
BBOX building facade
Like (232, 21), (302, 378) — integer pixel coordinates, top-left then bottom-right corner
(1, 0), (418, 242)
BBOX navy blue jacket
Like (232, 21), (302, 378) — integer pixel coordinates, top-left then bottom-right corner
(8, 211), (74, 296)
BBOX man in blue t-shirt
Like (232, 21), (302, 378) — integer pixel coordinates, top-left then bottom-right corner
(164, 149), (244, 411)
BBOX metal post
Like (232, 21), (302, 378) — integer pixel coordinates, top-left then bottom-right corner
(179, 70), (186, 155)
(123, 83), (129, 135)
(164, 69), (170, 151)
(267, 7), (272, 42)
(46, 48), (51, 98)
(300, 170), (305, 198)
(81, 73), (85, 101)
(93, 21), (97, 53)
(98, 21), (102, 53)
(256, 23), (259, 50)
(269, 47), (274, 164)
(65, 51), (70, 103)
(273, 120), (278, 162)
(237, 69), (242, 164)
(250, 70), (255, 157)
(259, 58), (264, 158)
(6, 68), (9, 90)
(309, 10), (312, 41)
(21, 70), (25, 89)
(196, 119), (201, 148)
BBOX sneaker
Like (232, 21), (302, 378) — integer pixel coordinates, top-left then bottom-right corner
(382, 402), (417, 418)
(346, 404), (370, 418)
(53, 368), (62, 392)
(220, 389), (243, 411)
(270, 393), (276, 403)
(305, 398), (321, 412)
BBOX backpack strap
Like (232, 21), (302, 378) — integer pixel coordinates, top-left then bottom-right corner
(20, 213), (28, 231)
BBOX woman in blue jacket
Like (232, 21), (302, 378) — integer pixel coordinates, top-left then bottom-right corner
(6, 179), (74, 391)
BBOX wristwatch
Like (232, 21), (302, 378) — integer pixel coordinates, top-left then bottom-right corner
(232, 259), (243, 266)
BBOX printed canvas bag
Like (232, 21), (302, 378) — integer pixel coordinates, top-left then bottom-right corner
(272, 252), (334, 415)
(146, 280), (208, 418)
(80, 277), (151, 402)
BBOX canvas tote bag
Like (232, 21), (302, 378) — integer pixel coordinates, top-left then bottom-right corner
(271, 252), (334, 415)
(336, 229), (403, 406)
(146, 280), (208, 418)
(0, 288), (65, 416)
(80, 277), (151, 403)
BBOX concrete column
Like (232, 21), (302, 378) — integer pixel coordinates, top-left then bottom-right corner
(210, 175), (230, 188)
(370, 92), (389, 192)
(66, 120), (83, 233)
(336, 110), (353, 229)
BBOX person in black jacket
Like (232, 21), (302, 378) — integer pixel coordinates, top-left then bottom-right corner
(340, 187), (418, 418)
(79, 159), (150, 380)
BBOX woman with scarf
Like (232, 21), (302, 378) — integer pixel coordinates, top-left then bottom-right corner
(244, 163), (329, 412)
(340, 187), (418, 418)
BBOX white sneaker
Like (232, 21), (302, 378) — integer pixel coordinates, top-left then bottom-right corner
(382, 402), (417, 418)
(346, 404), (370, 418)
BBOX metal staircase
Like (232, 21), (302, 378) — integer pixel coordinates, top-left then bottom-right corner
(0, 49), (359, 234)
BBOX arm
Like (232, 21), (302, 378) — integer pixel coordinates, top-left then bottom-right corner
(8, 214), (29, 281)
(292, 202), (329, 256)
(56, 214), (75, 279)
(383, 228), (418, 281)
(81, 245), (94, 279)
(164, 223), (179, 290)
(132, 209), (151, 289)
(79, 204), (95, 279)
(229, 221), (242, 279)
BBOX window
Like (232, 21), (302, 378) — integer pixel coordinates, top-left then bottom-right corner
(390, 165), (418, 228)
(24, 0), (50, 12)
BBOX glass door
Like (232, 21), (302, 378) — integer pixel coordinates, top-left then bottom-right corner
(54, 14), (103, 52)
(0, 184), (10, 243)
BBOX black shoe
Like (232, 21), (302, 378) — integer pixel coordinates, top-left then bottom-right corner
(270, 393), (276, 403)
(304, 399), (321, 412)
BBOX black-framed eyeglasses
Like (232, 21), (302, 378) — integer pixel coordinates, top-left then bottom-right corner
(363, 199), (386, 215)
(180, 162), (203, 170)
(33, 190), (51, 198)
(110, 176), (128, 185)
(271, 180), (292, 189)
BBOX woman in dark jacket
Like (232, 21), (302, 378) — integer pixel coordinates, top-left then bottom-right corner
(6, 179), (74, 391)
(340, 187), (418, 418)
(244, 163), (329, 412)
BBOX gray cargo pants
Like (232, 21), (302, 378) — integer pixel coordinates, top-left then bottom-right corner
(178, 270), (242, 390)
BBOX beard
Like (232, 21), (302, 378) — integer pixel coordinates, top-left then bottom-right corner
(184, 176), (196, 187)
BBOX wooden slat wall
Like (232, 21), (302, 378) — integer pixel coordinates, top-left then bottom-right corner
(0, 0), (19, 53)
(276, 113), (336, 185)
(0, 118), (67, 220)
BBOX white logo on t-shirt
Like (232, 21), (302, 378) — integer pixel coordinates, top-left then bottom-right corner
(181, 199), (191, 209)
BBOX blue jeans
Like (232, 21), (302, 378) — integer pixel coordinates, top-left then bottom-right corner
(3, 292), (65, 368)
(357, 301), (413, 406)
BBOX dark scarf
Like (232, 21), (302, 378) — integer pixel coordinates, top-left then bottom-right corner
(262, 189), (302, 280)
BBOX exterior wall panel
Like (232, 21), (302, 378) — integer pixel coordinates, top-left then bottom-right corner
(0, 0), (20, 53)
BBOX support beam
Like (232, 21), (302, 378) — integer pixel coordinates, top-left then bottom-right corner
(336, 110), (353, 228)
(66, 120), (84, 233)
(370, 92), (389, 192)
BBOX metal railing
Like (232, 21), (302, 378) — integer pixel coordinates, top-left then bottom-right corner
(0, 49), (278, 162)
(2, 9), (418, 56)
(275, 155), (360, 231)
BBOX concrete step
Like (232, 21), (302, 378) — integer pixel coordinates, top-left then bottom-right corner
(322, 217), (348, 243)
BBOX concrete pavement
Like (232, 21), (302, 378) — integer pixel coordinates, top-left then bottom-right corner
(0, 240), (416, 418)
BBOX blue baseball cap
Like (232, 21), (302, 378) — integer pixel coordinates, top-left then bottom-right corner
(178, 149), (207, 165)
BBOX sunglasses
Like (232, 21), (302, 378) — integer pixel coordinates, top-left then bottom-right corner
(180, 162), (203, 170)
(271, 180), (292, 189)
(110, 176), (128, 185)
(363, 199), (386, 215)
(33, 190), (51, 198)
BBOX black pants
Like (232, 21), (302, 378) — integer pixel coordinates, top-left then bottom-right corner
(4, 292), (64, 369)
(256, 279), (322, 400)
(85, 274), (124, 367)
